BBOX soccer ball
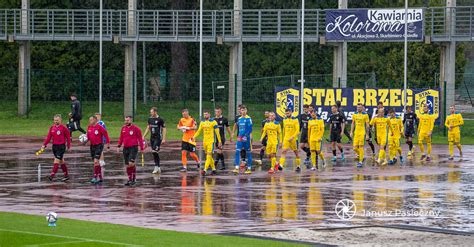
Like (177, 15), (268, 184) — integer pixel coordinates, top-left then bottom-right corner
(79, 134), (88, 143)
(46, 212), (58, 224)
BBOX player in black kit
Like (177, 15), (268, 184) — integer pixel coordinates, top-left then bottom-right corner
(143, 107), (166, 174)
(403, 105), (417, 157)
(213, 107), (233, 170)
(299, 104), (312, 167)
(67, 93), (86, 136)
(258, 111), (271, 164)
(364, 106), (377, 161)
(328, 105), (345, 161)
(336, 101), (352, 144)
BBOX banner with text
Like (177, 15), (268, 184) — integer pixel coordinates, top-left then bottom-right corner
(325, 8), (424, 42)
(274, 87), (439, 123)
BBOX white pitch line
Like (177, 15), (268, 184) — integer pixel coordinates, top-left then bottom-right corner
(25, 240), (90, 247)
(0, 228), (141, 247)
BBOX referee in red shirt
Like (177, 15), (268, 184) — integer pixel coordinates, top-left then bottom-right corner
(117, 116), (144, 186)
(41, 114), (71, 182)
(85, 115), (110, 184)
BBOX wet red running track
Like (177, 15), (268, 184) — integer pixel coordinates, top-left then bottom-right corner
(0, 136), (473, 233)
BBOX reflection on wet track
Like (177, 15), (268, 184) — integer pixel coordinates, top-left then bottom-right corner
(0, 137), (472, 233)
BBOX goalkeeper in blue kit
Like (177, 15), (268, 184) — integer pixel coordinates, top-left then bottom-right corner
(233, 105), (253, 175)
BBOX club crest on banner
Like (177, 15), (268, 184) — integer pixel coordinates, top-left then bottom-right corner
(415, 89), (439, 120)
(275, 88), (300, 119)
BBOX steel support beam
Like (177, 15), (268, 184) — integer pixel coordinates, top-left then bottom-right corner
(18, 0), (30, 116)
(332, 0), (348, 88)
(228, 0), (243, 120)
(440, 0), (457, 126)
(124, 0), (137, 117)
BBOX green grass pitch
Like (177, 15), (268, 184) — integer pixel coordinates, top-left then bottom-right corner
(0, 212), (305, 246)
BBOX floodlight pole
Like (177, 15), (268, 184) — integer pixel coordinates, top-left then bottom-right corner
(99, 0), (103, 114)
(199, 0), (203, 120)
(212, 81), (216, 110)
(403, 0), (408, 109)
(300, 0), (305, 115)
(142, 1), (147, 105)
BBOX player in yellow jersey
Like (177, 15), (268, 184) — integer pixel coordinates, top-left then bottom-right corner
(193, 110), (222, 176)
(308, 111), (325, 171)
(445, 105), (464, 160)
(350, 103), (370, 168)
(370, 108), (394, 165)
(279, 108), (301, 172)
(260, 112), (282, 174)
(387, 109), (404, 165)
(417, 104), (435, 161)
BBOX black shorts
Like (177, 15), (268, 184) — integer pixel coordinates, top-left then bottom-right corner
(330, 131), (342, 143)
(261, 136), (268, 146)
(52, 144), (66, 160)
(181, 141), (196, 152)
(300, 131), (308, 143)
(405, 129), (415, 138)
(123, 146), (138, 164)
(90, 144), (104, 160)
(150, 136), (162, 152)
(373, 128), (378, 144)
(215, 139), (226, 149)
(67, 120), (82, 132)
(367, 130), (373, 142)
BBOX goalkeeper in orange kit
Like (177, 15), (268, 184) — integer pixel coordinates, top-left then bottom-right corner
(177, 109), (200, 172)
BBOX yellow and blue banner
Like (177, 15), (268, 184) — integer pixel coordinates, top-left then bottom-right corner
(274, 87), (439, 123)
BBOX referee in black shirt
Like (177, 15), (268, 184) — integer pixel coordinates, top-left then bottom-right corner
(335, 100), (352, 143)
(143, 107), (166, 174)
(67, 93), (86, 136)
(299, 104), (312, 167)
(328, 105), (345, 161)
(214, 107), (232, 170)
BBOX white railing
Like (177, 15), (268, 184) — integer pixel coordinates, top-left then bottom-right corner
(0, 7), (472, 42)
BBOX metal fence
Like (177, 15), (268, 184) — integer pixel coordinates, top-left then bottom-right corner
(453, 73), (474, 107)
(3, 69), (473, 133)
(1, 7), (473, 42)
(0, 69), (230, 102)
(1, 69), (443, 103)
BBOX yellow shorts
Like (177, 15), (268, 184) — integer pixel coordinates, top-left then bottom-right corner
(282, 139), (298, 151)
(203, 142), (214, 154)
(353, 133), (365, 146)
(309, 140), (321, 151)
(388, 137), (400, 147)
(376, 134), (387, 146)
(448, 132), (460, 143)
(266, 142), (278, 154)
(418, 132), (431, 143)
